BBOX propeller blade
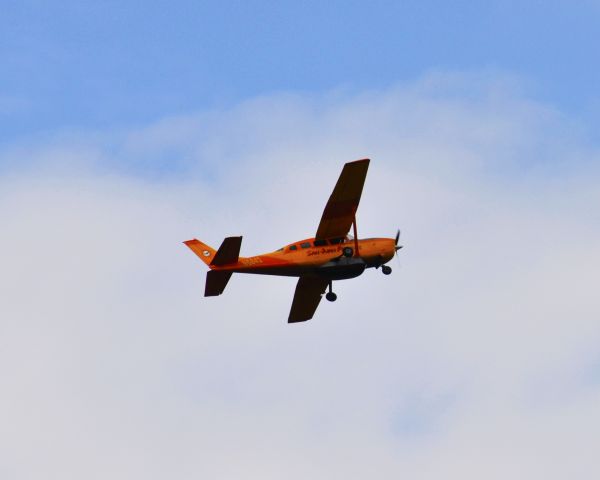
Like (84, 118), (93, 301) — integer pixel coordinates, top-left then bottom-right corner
(395, 229), (400, 245)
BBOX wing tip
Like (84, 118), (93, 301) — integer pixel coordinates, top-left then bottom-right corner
(347, 158), (370, 166)
(288, 316), (311, 323)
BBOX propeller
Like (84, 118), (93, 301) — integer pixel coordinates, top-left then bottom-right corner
(394, 229), (403, 271)
(395, 229), (402, 251)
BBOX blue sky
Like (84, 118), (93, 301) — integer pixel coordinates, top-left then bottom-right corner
(2, 3), (600, 479)
(3, 0), (600, 145)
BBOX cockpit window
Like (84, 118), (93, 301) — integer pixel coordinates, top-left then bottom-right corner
(300, 242), (311, 249)
(329, 237), (344, 244)
(314, 239), (327, 246)
(289, 245), (298, 251)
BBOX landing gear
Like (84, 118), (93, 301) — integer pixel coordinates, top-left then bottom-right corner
(326, 281), (337, 302)
(342, 246), (353, 258)
(382, 265), (392, 275)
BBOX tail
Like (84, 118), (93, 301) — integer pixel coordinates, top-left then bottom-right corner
(204, 270), (233, 296)
(183, 239), (218, 266)
(184, 236), (243, 297)
(184, 236), (243, 266)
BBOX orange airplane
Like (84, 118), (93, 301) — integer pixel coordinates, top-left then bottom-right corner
(184, 158), (402, 323)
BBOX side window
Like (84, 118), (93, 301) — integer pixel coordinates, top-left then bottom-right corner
(300, 242), (311, 249)
(289, 245), (298, 251)
(330, 237), (344, 244)
(314, 239), (327, 246)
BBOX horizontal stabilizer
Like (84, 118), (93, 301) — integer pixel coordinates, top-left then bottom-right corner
(205, 270), (233, 296)
(211, 236), (243, 266)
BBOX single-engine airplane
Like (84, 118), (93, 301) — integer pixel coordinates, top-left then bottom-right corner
(184, 158), (402, 323)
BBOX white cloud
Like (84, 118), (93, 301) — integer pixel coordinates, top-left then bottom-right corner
(1, 73), (599, 479)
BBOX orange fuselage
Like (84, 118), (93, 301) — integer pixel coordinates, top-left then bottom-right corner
(184, 158), (402, 322)
(213, 237), (397, 279)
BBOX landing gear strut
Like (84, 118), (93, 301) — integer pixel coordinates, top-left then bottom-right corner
(325, 281), (337, 302)
(382, 265), (392, 275)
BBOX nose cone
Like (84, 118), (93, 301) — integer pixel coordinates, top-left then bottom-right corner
(384, 238), (398, 261)
(395, 245), (403, 251)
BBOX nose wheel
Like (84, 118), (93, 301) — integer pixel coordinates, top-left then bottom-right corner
(325, 281), (337, 302)
(382, 265), (392, 275)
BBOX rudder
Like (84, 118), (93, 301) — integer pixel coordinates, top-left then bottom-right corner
(184, 236), (242, 297)
(184, 239), (217, 266)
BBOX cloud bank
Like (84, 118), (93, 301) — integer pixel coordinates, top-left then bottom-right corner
(1, 73), (599, 479)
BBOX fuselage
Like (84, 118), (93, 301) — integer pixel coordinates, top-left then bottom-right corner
(183, 158), (401, 322)
(211, 236), (397, 280)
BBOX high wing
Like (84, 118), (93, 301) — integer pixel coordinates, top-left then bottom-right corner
(315, 158), (370, 240)
(288, 276), (330, 323)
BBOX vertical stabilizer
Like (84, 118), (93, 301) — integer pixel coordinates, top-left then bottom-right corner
(184, 239), (217, 266)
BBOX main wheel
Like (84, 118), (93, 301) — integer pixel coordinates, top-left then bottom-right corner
(342, 246), (353, 258)
(382, 265), (392, 275)
(326, 292), (337, 302)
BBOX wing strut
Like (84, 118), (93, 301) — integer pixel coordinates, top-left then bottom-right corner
(352, 214), (359, 256)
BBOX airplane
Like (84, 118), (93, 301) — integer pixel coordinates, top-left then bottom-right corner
(184, 158), (402, 323)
